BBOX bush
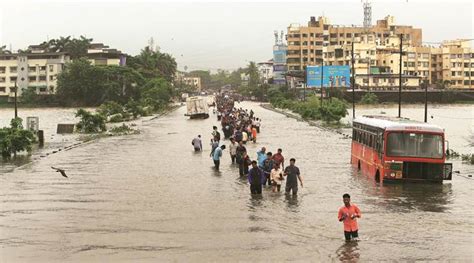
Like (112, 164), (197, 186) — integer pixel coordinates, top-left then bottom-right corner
(98, 101), (125, 117)
(0, 118), (37, 158)
(359, 92), (379, 104)
(75, 109), (107, 133)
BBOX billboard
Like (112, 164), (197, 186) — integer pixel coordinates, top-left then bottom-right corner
(306, 65), (350, 88)
(273, 50), (286, 64)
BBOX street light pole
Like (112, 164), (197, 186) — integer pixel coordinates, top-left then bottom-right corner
(424, 81), (428, 122)
(14, 81), (18, 119)
(351, 41), (355, 118)
(398, 34), (403, 118)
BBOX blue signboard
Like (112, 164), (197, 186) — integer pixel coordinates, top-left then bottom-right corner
(273, 50), (286, 64)
(306, 65), (350, 88)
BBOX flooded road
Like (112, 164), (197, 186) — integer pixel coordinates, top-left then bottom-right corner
(1, 103), (473, 262)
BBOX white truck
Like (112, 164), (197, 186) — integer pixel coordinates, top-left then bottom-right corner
(184, 96), (209, 119)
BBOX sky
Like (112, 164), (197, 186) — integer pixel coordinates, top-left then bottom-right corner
(0, 0), (472, 72)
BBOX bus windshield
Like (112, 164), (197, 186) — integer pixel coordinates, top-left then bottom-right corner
(386, 132), (443, 159)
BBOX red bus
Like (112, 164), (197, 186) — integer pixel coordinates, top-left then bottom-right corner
(351, 115), (452, 183)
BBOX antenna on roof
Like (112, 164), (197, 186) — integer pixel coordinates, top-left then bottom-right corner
(363, 0), (372, 30)
(274, 30), (278, 45)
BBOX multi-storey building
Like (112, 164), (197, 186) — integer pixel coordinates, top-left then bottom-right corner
(182, 77), (202, 91)
(431, 40), (473, 89)
(257, 60), (273, 84)
(286, 15), (422, 71)
(0, 42), (126, 101)
(0, 52), (70, 102)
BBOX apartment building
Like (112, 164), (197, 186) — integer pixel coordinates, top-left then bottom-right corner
(0, 52), (70, 102)
(182, 77), (202, 91)
(257, 60), (274, 84)
(0, 42), (126, 101)
(286, 15), (422, 71)
(431, 40), (473, 89)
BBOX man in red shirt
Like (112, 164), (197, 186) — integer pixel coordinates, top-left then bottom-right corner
(272, 148), (285, 170)
(338, 193), (361, 241)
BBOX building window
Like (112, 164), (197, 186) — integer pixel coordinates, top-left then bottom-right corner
(10, 77), (17, 82)
(29, 76), (36, 82)
(10, 66), (17, 73)
(39, 76), (47, 81)
(49, 65), (54, 72)
(0, 87), (5, 92)
(49, 75), (54, 81)
(39, 87), (47, 92)
(28, 66), (36, 72)
(0, 77), (5, 83)
(10, 87), (17, 92)
(0, 67), (6, 74)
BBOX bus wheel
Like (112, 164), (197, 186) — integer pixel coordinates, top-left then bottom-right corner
(357, 161), (361, 171)
(375, 170), (380, 182)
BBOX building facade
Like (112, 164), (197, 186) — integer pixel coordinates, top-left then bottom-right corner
(286, 15), (422, 71)
(257, 60), (273, 84)
(286, 15), (473, 89)
(0, 42), (126, 101)
(182, 77), (202, 91)
(0, 52), (70, 102)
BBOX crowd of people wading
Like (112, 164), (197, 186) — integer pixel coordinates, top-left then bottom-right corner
(190, 94), (361, 242)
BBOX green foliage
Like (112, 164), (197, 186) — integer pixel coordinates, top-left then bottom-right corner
(75, 109), (107, 133)
(125, 99), (148, 118)
(141, 77), (173, 111)
(98, 101), (125, 117)
(56, 59), (144, 106)
(0, 118), (36, 158)
(33, 36), (92, 59)
(127, 47), (177, 82)
(109, 124), (140, 135)
(359, 92), (379, 104)
(269, 86), (347, 123)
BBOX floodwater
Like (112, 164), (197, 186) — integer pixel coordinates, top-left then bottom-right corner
(0, 103), (473, 262)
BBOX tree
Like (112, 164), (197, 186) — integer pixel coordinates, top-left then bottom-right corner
(189, 70), (211, 88)
(56, 58), (144, 106)
(36, 36), (92, 58)
(75, 109), (107, 133)
(0, 118), (36, 158)
(128, 47), (177, 82)
(0, 45), (11, 54)
(141, 77), (174, 110)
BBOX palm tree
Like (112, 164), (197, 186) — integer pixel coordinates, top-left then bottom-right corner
(0, 45), (11, 54)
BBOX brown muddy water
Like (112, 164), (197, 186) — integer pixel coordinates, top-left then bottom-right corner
(0, 103), (473, 262)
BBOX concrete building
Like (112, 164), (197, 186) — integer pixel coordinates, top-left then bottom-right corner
(286, 15), (422, 71)
(431, 40), (474, 89)
(86, 43), (126, 66)
(182, 77), (202, 91)
(0, 42), (126, 101)
(257, 60), (273, 84)
(0, 52), (70, 102)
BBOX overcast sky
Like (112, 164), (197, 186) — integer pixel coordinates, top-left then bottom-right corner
(0, 0), (472, 71)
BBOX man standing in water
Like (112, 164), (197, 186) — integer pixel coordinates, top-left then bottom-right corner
(229, 137), (238, 164)
(248, 161), (265, 194)
(338, 193), (361, 242)
(213, 145), (226, 171)
(236, 141), (247, 176)
(273, 148), (285, 170)
(191, 135), (202, 152)
(284, 158), (303, 195)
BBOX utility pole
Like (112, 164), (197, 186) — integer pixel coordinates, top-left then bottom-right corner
(424, 81), (428, 122)
(14, 81), (18, 119)
(320, 61), (324, 104)
(398, 34), (403, 118)
(351, 41), (355, 118)
(303, 66), (307, 101)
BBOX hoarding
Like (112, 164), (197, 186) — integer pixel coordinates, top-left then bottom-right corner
(273, 50), (286, 64)
(306, 65), (350, 88)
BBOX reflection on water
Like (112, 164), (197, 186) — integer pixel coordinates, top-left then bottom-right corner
(336, 241), (360, 262)
(0, 103), (473, 262)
